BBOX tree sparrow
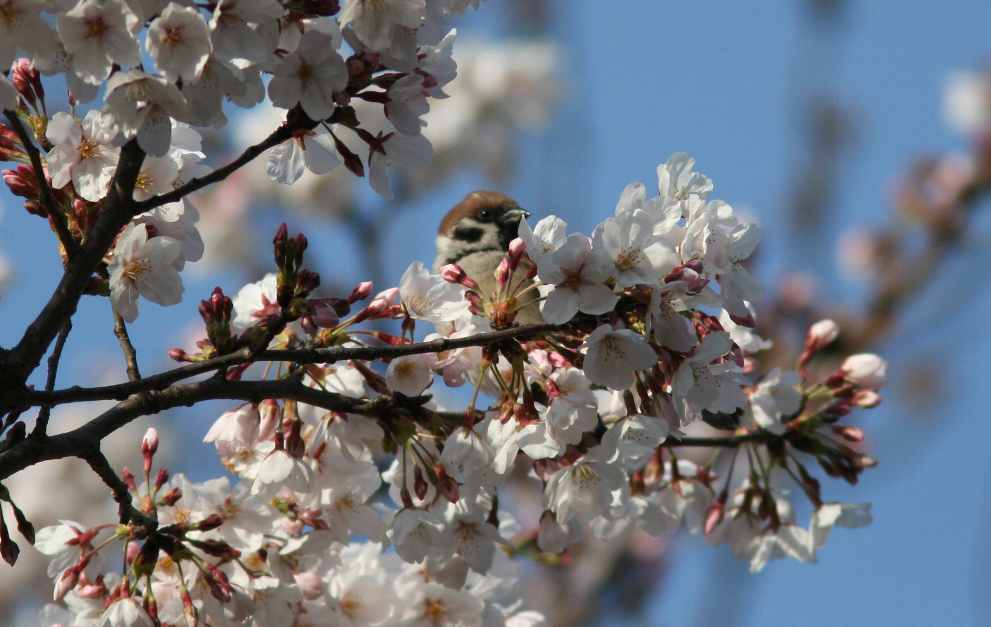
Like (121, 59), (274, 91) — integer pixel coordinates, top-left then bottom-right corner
(434, 190), (542, 324)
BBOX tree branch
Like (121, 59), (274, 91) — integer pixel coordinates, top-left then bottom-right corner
(3, 109), (77, 258)
(112, 312), (141, 382)
(79, 447), (155, 527)
(31, 321), (71, 437)
(0, 139), (145, 391)
(0, 372), (772, 487)
(14, 323), (560, 408)
(132, 115), (306, 214)
(0, 377), (437, 482)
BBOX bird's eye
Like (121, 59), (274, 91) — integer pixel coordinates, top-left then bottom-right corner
(478, 208), (492, 221)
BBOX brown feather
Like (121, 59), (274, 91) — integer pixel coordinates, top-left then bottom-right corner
(437, 190), (522, 236)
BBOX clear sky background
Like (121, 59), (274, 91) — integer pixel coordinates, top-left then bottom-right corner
(3, 1), (991, 626)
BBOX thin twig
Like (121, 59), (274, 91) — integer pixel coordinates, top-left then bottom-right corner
(15, 323), (560, 408)
(79, 447), (155, 527)
(3, 109), (77, 258)
(132, 117), (304, 214)
(112, 312), (141, 382)
(0, 374), (773, 486)
(31, 321), (71, 437)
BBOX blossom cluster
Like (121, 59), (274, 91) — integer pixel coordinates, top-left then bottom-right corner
(1, 0), (490, 323)
(29, 154), (888, 626)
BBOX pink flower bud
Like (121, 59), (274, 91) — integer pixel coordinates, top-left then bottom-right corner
(348, 280), (374, 303)
(141, 428), (159, 455)
(125, 541), (141, 564)
(354, 287), (400, 323)
(508, 237), (526, 267)
(121, 467), (136, 492)
(413, 466), (428, 501)
(371, 287), (399, 307)
(141, 428), (158, 476)
(703, 500), (725, 536)
(76, 581), (104, 599)
(839, 353), (887, 390)
(853, 389), (881, 408)
(495, 257), (512, 289)
(465, 290), (484, 315)
(3, 166), (35, 198)
(807, 319), (839, 348)
(196, 513), (224, 532)
(11, 59), (38, 104)
(853, 454), (878, 470)
(154, 467), (168, 491)
(168, 347), (188, 362)
(53, 566), (79, 601)
(440, 264), (479, 290)
(162, 487), (182, 506)
(832, 425), (864, 443)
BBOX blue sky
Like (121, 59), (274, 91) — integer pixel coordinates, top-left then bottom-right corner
(3, 1), (991, 625)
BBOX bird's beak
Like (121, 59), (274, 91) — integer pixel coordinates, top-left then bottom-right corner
(500, 208), (531, 225)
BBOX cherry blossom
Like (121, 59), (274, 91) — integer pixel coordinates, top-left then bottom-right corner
(749, 368), (802, 435)
(340, 0), (426, 55)
(592, 208), (680, 288)
(268, 29), (348, 122)
(518, 215), (567, 268)
(657, 151), (713, 211)
(536, 233), (617, 324)
(581, 323), (658, 390)
(671, 331), (746, 425)
(267, 129), (342, 185)
(108, 223), (183, 322)
(104, 71), (189, 156)
(0, 0), (59, 69)
(46, 110), (120, 202)
(56, 0), (140, 85)
(146, 3), (212, 83)
(0, 0), (898, 608)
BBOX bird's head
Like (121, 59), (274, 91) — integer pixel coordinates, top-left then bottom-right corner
(434, 191), (531, 269)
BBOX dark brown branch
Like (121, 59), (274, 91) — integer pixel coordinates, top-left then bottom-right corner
(79, 447), (155, 527)
(132, 118), (302, 214)
(0, 139), (145, 391)
(0, 373), (771, 487)
(665, 432), (769, 448)
(3, 109), (77, 258)
(0, 377), (434, 482)
(31, 321), (71, 437)
(15, 323), (560, 408)
(112, 312), (141, 382)
(256, 322), (559, 365)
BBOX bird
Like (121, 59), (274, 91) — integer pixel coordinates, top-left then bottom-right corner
(433, 190), (543, 324)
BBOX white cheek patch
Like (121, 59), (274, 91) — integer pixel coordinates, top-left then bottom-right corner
(434, 235), (455, 271)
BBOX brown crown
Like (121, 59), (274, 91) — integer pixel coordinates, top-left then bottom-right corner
(438, 190), (521, 235)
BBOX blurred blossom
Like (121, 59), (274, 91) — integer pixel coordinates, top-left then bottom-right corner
(187, 173), (256, 274)
(422, 39), (561, 183)
(776, 272), (818, 309)
(944, 70), (991, 136)
(837, 229), (884, 279)
(892, 155), (975, 226)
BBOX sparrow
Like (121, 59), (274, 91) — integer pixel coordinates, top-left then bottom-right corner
(434, 190), (543, 324)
